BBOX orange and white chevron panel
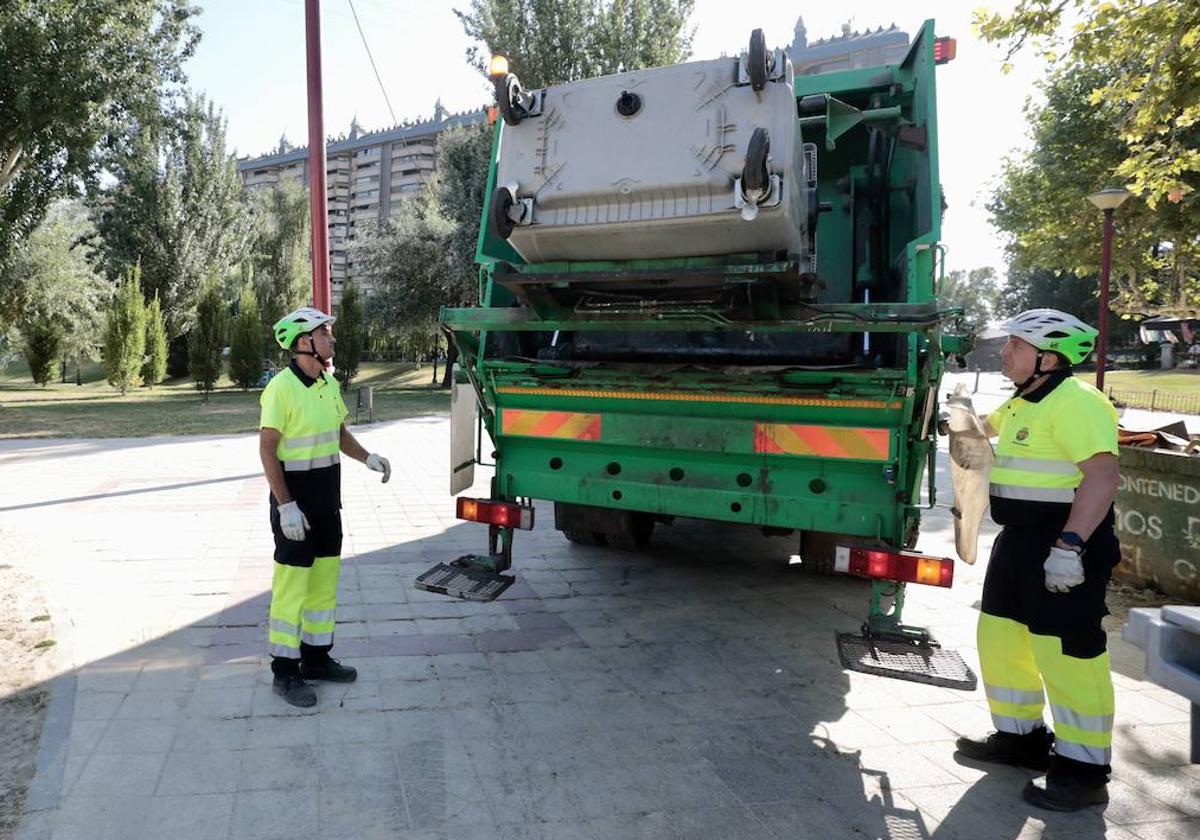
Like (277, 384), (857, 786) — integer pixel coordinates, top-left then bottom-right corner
(754, 423), (890, 461)
(501, 409), (602, 441)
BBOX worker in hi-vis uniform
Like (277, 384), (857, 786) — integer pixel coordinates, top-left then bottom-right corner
(955, 309), (1120, 811)
(259, 307), (390, 707)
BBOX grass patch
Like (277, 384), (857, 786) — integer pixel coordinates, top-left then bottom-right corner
(1079, 369), (1200, 395)
(0, 359), (449, 438)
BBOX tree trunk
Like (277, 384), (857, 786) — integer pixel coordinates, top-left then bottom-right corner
(441, 341), (458, 389)
(76, 354), (82, 386)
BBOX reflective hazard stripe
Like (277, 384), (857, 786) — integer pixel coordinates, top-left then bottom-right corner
(303, 609), (335, 625)
(301, 631), (334, 645)
(985, 684), (1044, 707)
(283, 429), (340, 450)
(1051, 705), (1113, 734)
(269, 642), (300, 658)
(993, 455), (1078, 475)
(284, 453), (340, 471)
(1054, 739), (1111, 765)
(754, 424), (890, 461)
(989, 484), (1076, 503)
(502, 410), (601, 440)
(990, 714), (1045, 735)
(270, 618), (300, 636)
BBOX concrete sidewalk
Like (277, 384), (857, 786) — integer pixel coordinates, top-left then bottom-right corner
(2, 414), (1197, 840)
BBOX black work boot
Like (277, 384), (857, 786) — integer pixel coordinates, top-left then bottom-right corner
(1023, 773), (1109, 811)
(272, 674), (317, 708)
(955, 727), (1054, 772)
(299, 656), (357, 683)
(1023, 755), (1109, 811)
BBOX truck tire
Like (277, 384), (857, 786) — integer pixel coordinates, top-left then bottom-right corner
(490, 187), (516, 239)
(796, 530), (839, 575)
(561, 528), (602, 546)
(748, 29), (769, 92)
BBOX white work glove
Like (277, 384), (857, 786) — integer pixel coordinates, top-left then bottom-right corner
(366, 453), (391, 483)
(1044, 546), (1085, 593)
(277, 501), (310, 542)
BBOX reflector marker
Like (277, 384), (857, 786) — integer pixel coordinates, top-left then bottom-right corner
(755, 424), (890, 461)
(502, 409), (601, 440)
(496, 386), (900, 410)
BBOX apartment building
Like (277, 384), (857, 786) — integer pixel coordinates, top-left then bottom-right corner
(789, 17), (909, 76)
(238, 109), (487, 302)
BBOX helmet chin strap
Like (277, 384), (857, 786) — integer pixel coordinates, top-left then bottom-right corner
(294, 335), (329, 368)
(1015, 350), (1049, 392)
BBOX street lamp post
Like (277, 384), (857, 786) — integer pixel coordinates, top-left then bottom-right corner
(1086, 187), (1130, 393)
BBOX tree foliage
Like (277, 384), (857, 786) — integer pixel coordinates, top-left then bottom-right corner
(103, 268), (147, 394)
(988, 62), (1199, 318)
(250, 178), (310, 356)
(22, 315), (61, 386)
(454, 0), (695, 89)
(334, 281), (365, 391)
(189, 279), (227, 397)
(93, 96), (252, 338)
(142, 291), (168, 387)
(228, 284), (262, 391)
(3, 201), (111, 366)
(942, 267), (1000, 329)
(355, 188), (455, 360)
(976, 0), (1200, 208)
(0, 0), (198, 266)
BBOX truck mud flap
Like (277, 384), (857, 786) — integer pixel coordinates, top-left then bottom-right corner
(836, 632), (977, 690)
(416, 560), (514, 602)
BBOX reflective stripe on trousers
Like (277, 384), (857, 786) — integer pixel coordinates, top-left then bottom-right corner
(268, 554), (341, 660)
(978, 613), (1114, 765)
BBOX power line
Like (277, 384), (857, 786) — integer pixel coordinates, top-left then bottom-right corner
(346, 0), (398, 124)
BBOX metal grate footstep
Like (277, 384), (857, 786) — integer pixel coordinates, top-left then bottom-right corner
(415, 561), (514, 602)
(837, 632), (977, 690)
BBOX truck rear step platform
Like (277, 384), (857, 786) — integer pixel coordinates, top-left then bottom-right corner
(836, 631), (977, 690)
(415, 560), (514, 602)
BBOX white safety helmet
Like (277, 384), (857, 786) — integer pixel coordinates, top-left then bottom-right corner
(997, 308), (1098, 366)
(273, 307), (336, 351)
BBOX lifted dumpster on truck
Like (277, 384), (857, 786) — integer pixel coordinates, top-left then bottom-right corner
(422, 20), (975, 688)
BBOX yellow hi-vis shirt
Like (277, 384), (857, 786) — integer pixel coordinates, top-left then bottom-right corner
(260, 361), (348, 514)
(988, 372), (1118, 525)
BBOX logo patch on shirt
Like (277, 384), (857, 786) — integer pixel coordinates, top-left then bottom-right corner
(1015, 427), (1030, 442)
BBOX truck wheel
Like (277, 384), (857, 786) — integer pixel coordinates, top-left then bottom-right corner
(496, 73), (525, 126)
(796, 530), (838, 575)
(742, 127), (770, 196)
(562, 528), (602, 546)
(748, 29), (769, 91)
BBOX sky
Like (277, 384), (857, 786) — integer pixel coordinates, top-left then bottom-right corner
(185, 0), (1045, 280)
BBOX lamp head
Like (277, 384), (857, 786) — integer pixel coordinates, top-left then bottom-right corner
(1087, 186), (1131, 212)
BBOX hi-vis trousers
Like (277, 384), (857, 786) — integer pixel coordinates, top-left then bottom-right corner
(267, 506), (343, 676)
(978, 523), (1120, 772)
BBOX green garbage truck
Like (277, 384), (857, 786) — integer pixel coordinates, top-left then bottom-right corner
(421, 20), (973, 685)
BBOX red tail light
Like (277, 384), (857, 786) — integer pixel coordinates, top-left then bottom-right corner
(456, 497), (535, 530)
(934, 37), (957, 65)
(835, 545), (954, 587)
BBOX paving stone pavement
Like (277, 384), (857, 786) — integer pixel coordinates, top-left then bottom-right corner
(2, 401), (1197, 840)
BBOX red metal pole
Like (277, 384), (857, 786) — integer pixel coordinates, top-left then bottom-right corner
(1096, 208), (1114, 392)
(305, 0), (331, 314)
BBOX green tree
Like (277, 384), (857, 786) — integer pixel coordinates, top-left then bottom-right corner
(142, 291), (168, 387)
(455, 0), (695, 89)
(987, 63), (1199, 318)
(0, 1), (199, 267)
(93, 96), (252, 339)
(976, 0), (1200, 209)
(3, 201), (111, 374)
(22, 315), (61, 386)
(942, 266), (1000, 329)
(188, 280), (227, 398)
(228, 284), (263, 391)
(355, 188), (455, 377)
(334, 281), (365, 391)
(103, 269), (147, 394)
(250, 178), (310, 356)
